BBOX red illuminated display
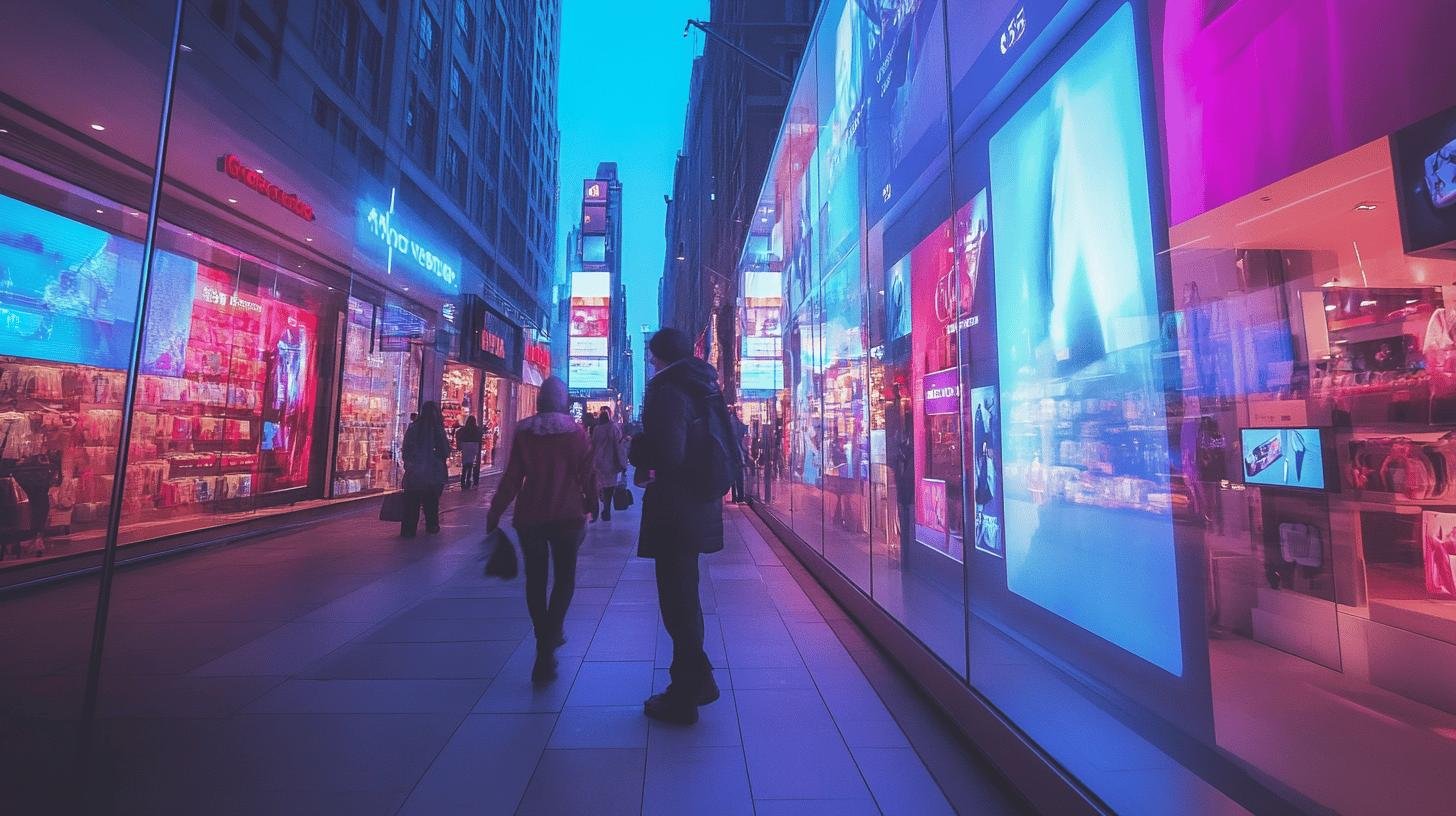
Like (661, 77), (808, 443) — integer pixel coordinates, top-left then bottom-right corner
(217, 154), (316, 222)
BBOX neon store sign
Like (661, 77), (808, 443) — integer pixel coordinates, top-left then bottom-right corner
(217, 154), (315, 222)
(361, 188), (459, 292)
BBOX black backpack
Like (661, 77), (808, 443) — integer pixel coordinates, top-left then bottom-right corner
(685, 390), (740, 500)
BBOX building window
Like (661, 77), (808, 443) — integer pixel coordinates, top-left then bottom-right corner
(475, 113), (499, 173)
(450, 63), (471, 128)
(454, 0), (475, 55)
(406, 81), (438, 169)
(445, 141), (468, 203)
(312, 89), (339, 136)
(414, 8), (442, 82)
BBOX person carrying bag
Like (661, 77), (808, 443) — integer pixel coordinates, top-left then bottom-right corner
(399, 401), (450, 537)
(589, 406), (627, 521)
(486, 376), (596, 683)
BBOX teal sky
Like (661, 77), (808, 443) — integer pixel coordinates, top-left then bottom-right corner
(556, 0), (708, 409)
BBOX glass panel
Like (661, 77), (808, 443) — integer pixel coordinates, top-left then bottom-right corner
(334, 296), (422, 495)
(0, 0), (173, 806)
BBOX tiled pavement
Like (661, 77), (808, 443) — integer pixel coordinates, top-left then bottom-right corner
(1, 484), (1028, 815)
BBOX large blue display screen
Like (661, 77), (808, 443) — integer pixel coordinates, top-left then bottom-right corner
(0, 193), (141, 369)
(990, 5), (1183, 676)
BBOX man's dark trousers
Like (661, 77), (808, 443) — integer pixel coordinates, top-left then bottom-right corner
(655, 548), (710, 694)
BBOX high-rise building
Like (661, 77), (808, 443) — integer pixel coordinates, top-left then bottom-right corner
(566, 162), (629, 409)
(0, 0), (559, 571)
(660, 0), (816, 397)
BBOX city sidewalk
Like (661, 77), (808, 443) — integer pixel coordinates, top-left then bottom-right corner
(2, 483), (1026, 815)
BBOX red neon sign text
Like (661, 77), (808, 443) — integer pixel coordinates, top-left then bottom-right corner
(218, 154), (316, 222)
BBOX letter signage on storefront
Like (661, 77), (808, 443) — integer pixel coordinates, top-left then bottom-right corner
(217, 154), (315, 222)
(356, 187), (463, 297)
(923, 368), (961, 415)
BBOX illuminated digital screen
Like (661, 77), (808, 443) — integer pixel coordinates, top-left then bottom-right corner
(582, 235), (606, 266)
(990, 5), (1182, 676)
(571, 336), (607, 356)
(583, 179), (607, 204)
(0, 193), (142, 369)
(582, 205), (607, 235)
(1240, 428), (1326, 490)
(740, 358), (782, 392)
(570, 357), (607, 389)
(571, 271), (611, 299)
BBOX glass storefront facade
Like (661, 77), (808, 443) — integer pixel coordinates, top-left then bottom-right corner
(738, 1), (1456, 813)
(0, 0), (533, 575)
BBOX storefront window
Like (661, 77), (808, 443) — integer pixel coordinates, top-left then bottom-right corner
(441, 361), (479, 479)
(335, 297), (422, 496)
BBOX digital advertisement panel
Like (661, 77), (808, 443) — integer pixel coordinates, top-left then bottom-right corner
(990, 4), (1182, 676)
(140, 250), (200, 377)
(864, 0), (948, 221)
(970, 385), (1004, 557)
(740, 358), (783, 392)
(569, 357), (607, 389)
(259, 298), (318, 492)
(0, 192), (142, 369)
(570, 336), (607, 357)
(909, 217), (964, 560)
(1240, 428), (1326, 490)
(569, 304), (609, 338)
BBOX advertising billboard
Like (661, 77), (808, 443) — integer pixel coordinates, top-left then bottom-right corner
(990, 4), (1181, 676)
(581, 205), (607, 235)
(569, 357), (607, 389)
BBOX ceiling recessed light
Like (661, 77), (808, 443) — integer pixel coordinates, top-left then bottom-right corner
(402, 286), (410, 291)
(305, 237), (313, 242)
(1354, 202), (1377, 212)
(179, 44), (193, 53)
(1324, 304), (1337, 311)
(1407, 298), (1419, 304)
(0, 128), (9, 134)
(227, 197), (238, 204)
(89, 123), (106, 132)
(95, 208), (104, 214)
(1360, 299), (1378, 307)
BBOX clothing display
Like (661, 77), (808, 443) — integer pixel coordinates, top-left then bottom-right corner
(333, 299), (421, 496)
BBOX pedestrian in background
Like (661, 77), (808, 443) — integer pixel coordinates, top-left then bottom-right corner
(589, 406), (626, 522)
(729, 408), (749, 503)
(400, 401), (450, 537)
(487, 376), (595, 683)
(457, 414), (483, 489)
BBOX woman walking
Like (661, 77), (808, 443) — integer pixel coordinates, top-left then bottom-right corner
(589, 407), (627, 521)
(457, 414), (483, 488)
(400, 401), (450, 537)
(487, 377), (596, 683)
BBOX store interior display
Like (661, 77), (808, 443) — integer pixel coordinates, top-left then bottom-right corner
(334, 298), (421, 496)
(1240, 427), (1327, 490)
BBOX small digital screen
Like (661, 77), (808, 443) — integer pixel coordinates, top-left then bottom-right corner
(570, 357), (607, 389)
(1240, 428), (1326, 490)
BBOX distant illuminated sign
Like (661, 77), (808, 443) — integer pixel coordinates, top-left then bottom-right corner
(582, 204), (607, 235)
(582, 234), (606, 266)
(584, 179), (607, 203)
(570, 357), (608, 389)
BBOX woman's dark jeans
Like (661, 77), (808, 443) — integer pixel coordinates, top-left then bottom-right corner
(519, 520), (585, 647)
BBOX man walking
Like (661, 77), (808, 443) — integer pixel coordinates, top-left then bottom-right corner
(630, 328), (737, 725)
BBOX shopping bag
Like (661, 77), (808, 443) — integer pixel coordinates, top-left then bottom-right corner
(483, 527), (519, 580)
(379, 492), (406, 523)
(613, 484), (633, 511)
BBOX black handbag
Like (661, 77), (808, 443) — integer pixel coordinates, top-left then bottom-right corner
(483, 528), (519, 580)
(613, 484), (633, 511)
(379, 492), (406, 522)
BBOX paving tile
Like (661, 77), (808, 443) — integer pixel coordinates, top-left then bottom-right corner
(305, 641), (516, 679)
(549, 705), (649, 748)
(654, 614), (727, 668)
(98, 675), (283, 718)
(243, 678), (489, 714)
(718, 614), (804, 669)
(565, 661), (655, 707)
(363, 615), (532, 643)
(587, 610), (659, 661)
(853, 747), (956, 816)
(736, 688), (871, 800)
(190, 621), (372, 677)
(515, 748), (646, 816)
(114, 785), (409, 816)
(754, 799), (881, 815)
(399, 597), (532, 620)
(474, 640), (584, 713)
(398, 713), (555, 815)
(643, 744), (753, 816)
(730, 665), (815, 690)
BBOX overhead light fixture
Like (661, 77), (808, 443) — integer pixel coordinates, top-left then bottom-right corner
(1407, 298), (1419, 305)
(0, 128), (9, 134)
(1321, 278), (1338, 288)
(227, 197), (238, 204)
(179, 43), (193, 53)
(95, 208), (104, 214)
(305, 237), (314, 242)
(1354, 202), (1377, 212)
(89, 123), (106, 131)
(1360, 299), (1378, 307)
(1324, 304), (1337, 311)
